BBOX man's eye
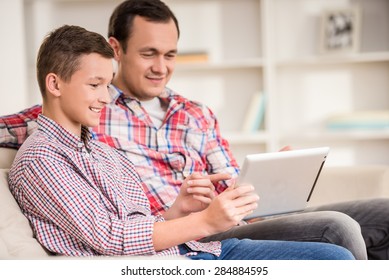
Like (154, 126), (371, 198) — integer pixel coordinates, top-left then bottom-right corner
(166, 53), (176, 59)
(90, 84), (99, 88)
(142, 53), (154, 58)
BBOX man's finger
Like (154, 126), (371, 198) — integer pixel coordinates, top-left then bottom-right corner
(206, 173), (232, 182)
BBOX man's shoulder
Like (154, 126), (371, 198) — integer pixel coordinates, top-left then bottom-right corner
(0, 105), (42, 148)
(0, 104), (42, 124)
(166, 88), (212, 114)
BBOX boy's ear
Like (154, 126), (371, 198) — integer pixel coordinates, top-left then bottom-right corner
(108, 37), (121, 61)
(46, 73), (61, 97)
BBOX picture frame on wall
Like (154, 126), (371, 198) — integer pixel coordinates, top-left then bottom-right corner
(319, 6), (361, 54)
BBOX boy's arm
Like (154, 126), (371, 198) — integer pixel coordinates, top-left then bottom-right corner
(153, 184), (258, 251)
(16, 158), (159, 256)
(15, 156), (257, 255)
(0, 105), (41, 149)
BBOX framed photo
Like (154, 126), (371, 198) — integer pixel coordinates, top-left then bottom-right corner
(319, 6), (361, 54)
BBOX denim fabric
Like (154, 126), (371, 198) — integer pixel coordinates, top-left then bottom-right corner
(180, 238), (354, 260)
(307, 198), (389, 260)
(201, 198), (389, 260)
(201, 210), (367, 259)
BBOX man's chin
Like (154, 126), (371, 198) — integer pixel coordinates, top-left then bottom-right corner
(144, 89), (165, 98)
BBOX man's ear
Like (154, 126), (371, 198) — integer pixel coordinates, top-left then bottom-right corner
(108, 37), (122, 61)
(46, 73), (61, 97)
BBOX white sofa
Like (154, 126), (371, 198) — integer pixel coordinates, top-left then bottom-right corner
(0, 148), (51, 259)
(1, 147), (389, 259)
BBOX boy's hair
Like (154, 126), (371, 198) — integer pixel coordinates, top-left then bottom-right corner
(36, 25), (114, 98)
(108, 0), (180, 53)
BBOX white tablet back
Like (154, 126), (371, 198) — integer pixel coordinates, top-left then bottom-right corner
(237, 147), (329, 219)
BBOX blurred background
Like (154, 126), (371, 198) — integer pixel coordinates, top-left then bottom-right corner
(0, 0), (388, 166)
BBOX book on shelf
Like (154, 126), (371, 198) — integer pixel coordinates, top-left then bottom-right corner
(326, 110), (389, 130)
(242, 91), (266, 133)
(176, 51), (209, 63)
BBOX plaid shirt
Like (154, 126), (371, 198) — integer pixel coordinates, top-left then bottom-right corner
(8, 115), (221, 257)
(1, 86), (240, 215)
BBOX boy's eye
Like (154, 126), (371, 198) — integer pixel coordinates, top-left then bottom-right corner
(90, 84), (99, 88)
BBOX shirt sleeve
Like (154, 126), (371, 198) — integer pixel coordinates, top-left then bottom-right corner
(202, 105), (240, 194)
(19, 157), (158, 256)
(0, 105), (41, 149)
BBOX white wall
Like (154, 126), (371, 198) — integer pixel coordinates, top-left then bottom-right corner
(0, 0), (28, 115)
(0, 0), (121, 116)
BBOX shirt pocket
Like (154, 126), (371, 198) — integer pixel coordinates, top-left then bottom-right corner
(174, 123), (207, 156)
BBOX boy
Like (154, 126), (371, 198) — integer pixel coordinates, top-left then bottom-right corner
(8, 25), (353, 259)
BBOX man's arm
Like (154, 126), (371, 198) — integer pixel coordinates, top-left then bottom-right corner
(202, 106), (240, 193)
(0, 105), (41, 149)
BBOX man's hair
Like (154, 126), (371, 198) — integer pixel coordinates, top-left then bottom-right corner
(108, 0), (180, 52)
(36, 25), (114, 98)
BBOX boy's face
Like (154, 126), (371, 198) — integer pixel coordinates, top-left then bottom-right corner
(55, 53), (113, 135)
(112, 16), (178, 101)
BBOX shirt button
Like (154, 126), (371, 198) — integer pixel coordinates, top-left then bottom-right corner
(77, 142), (83, 148)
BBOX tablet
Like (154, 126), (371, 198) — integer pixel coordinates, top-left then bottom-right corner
(237, 147), (329, 219)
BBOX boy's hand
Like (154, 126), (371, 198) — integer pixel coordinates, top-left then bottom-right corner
(164, 172), (231, 219)
(200, 184), (259, 235)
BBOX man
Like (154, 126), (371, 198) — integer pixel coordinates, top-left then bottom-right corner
(8, 24), (354, 260)
(1, 0), (388, 259)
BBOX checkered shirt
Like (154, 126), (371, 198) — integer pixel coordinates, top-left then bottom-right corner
(1, 86), (240, 215)
(8, 115), (221, 257)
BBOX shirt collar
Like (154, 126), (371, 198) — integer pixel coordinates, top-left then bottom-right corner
(110, 85), (175, 106)
(37, 114), (91, 151)
(109, 85), (122, 103)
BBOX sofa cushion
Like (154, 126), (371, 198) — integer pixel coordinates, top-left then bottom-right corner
(0, 147), (17, 169)
(0, 168), (50, 259)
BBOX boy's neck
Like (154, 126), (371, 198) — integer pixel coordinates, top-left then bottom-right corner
(42, 104), (82, 137)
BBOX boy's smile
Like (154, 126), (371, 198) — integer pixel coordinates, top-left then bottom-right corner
(46, 53), (113, 136)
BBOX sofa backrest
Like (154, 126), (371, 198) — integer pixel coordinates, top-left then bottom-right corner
(309, 165), (389, 207)
(0, 147), (50, 259)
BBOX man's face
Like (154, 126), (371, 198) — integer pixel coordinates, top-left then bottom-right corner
(112, 16), (178, 101)
(55, 53), (113, 135)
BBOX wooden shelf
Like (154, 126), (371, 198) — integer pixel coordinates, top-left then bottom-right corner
(175, 58), (264, 71)
(277, 52), (389, 66)
(224, 131), (269, 145)
(13, 0), (389, 165)
(283, 130), (389, 142)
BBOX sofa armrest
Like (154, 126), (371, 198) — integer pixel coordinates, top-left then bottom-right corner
(308, 165), (389, 207)
(0, 168), (51, 259)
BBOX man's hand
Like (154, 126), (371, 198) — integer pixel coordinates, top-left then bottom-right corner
(163, 172), (231, 220)
(279, 145), (292, 152)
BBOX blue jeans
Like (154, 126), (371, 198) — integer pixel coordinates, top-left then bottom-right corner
(202, 198), (389, 259)
(180, 238), (355, 260)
